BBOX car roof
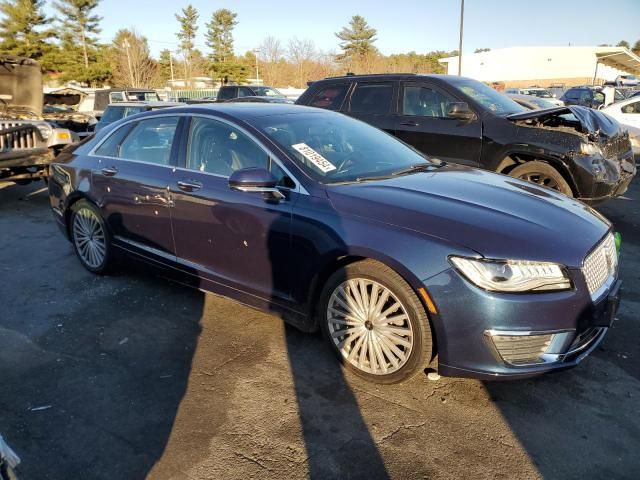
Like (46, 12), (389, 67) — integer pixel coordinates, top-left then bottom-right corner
(316, 73), (478, 84)
(133, 102), (318, 119)
(105, 101), (184, 108)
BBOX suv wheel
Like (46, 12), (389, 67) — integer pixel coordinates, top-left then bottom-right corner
(509, 161), (573, 197)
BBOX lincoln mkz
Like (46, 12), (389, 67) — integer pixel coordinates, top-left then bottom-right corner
(48, 104), (621, 383)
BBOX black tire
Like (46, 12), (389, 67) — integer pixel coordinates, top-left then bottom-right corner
(319, 259), (433, 384)
(509, 161), (573, 197)
(69, 199), (113, 274)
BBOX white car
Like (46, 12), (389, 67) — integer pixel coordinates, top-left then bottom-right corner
(602, 96), (640, 128)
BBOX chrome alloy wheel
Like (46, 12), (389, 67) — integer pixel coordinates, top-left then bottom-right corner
(516, 172), (560, 190)
(72, 207), (106, 269)
(327, 279), (414, 375)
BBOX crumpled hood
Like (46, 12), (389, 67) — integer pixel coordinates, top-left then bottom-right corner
(327, 165), (610, 267)
(507, 105), (622, 140)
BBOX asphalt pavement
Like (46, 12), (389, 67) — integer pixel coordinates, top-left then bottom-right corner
(0, 178), (639, 480)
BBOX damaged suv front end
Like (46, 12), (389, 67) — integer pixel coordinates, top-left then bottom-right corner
(507, 106), (636, 203)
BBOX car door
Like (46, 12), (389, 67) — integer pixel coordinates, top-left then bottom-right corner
(91, 115), (181, 259)
(344, 81), (396, 134)
(394, 81), (482, 166)
(170, 115), (294, 300)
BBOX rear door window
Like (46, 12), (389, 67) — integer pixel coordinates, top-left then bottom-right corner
(117, 116), (180, 166)
(238, 87), (253, 97)
(110, 92), (125, 103)
(402, 85), (454, 118)
(308, 84), (350, 110)
(349, 83), (393, 115)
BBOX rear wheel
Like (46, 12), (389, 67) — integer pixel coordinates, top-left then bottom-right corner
(70, 200), (112, 274)
(319, 260), (433, 384)
(509, 161), (573, 196)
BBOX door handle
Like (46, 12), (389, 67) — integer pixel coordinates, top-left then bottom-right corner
(177, 180), (203, 192)
(399, 121), (419, 127)
(101, 166), (118, 176)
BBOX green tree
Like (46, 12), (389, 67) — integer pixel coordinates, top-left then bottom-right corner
(617, 40), (630, 49)
(205, 8), (237, 63)
(633, 40), (640, 55)
(158, 49), (175, 84)
(54, 0), (102, 69)
(0, 0), (57, 69)
(175, 4), (199, 86)
(335, 15), (378, 62)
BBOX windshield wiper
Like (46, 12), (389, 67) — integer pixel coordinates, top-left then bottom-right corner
(391, 163), (441, 177)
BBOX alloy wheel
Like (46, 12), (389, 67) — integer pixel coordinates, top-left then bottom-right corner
(517, 172), (560, 190)
(327, 278), (414, 375)
(72, 207), (107, 269)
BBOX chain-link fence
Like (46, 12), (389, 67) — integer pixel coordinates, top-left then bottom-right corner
(161, 89), (219, 101)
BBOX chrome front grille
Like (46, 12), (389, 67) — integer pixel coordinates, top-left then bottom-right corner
(488, 333), (553, 365)
(0, 122), (40, 151)
(582, 233), (617, 298)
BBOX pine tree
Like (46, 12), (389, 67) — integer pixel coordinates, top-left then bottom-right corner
(335, 15), (378, 62)
(54, 0), (102, 70)
(158, 49), (175, 84)
(0, 0), (56, 67)
(617, 40), (630, 49)
(175, 4), (199, 86)
(205, 9), (237, 63)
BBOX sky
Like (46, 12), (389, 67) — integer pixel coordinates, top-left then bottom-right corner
(45, 0), (640, 58)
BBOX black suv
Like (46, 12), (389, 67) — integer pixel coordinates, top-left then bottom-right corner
(296, 74), (635, 203)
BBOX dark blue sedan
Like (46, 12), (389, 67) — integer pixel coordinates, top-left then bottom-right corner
(48, 104), (621, 383)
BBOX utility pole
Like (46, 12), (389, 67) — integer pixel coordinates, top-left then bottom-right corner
(458, 0), (465, 76)
(253, 49), (260, 84)
(122, 39), (134, 86)
(169, 52), (175, 82)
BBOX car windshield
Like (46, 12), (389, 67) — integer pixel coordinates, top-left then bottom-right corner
(127, 91), (160, 101)
(455, 79), (525, 116)
(252, 87), (284, 97)
(254, 111), (434, 184)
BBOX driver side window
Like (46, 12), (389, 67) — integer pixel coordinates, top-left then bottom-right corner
(186, 117), (286, 180)
(403, 85), (453, 118)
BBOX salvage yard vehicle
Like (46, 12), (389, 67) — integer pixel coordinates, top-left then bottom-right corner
(1, 55), (75, 184)
(601, 95), (640, 129)
(44, 88), (98, 138)
(94, 101), (183, 132)
(504, 87), (564, 106)
(216, 85), (287, 102)
(296, 74), (636, 203)
(507, 93), (558, 110)
(49, 103), (621, 383)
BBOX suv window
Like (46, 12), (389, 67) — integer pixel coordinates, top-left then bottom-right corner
(238, 87), (253, 97)
(308, 84), (349, 110)
(578, 90), (592, 103)
(118, 117), (179, 165)
(218, 87), (236, 101)
(110, 92), (124, 103)
(564, 89), (580, 101)
(349, 83), (393, 115)
(186, 117), (285, 179)
(403, 85), (454, 118)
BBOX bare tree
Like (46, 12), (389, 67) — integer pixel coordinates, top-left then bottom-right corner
(111, 29), (158, 88)
(288, 37), (316, 87)
(259, 36), (284, 85)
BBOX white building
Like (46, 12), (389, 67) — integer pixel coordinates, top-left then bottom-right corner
(439, 46), (640, 87)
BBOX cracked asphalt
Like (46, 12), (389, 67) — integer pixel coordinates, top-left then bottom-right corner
(0, 177), (639, 479)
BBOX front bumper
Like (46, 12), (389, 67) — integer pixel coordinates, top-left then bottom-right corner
(575, 149), (636, 203)
(424, 268), (620, 380)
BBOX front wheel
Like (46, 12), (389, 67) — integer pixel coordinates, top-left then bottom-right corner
(509, 161), (573, 197)
(319, 260), (433, 384)
(70, 200), (112, 274)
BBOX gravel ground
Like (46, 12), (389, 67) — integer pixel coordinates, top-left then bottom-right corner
(0, 177), (638, 480)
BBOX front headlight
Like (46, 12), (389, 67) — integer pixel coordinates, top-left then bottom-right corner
(36, 123), (52, 140)
(450, 257), (572, 292)
(580, 142), (601, 156)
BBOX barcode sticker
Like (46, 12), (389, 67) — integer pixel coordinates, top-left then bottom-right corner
(291, 143), (336, 173)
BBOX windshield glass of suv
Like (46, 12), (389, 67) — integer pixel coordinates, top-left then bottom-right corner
(252, 87), (284, 97)
(254, 112), (432, 184)
(128, 91), (160, 101)
(456, 79), (525, 115)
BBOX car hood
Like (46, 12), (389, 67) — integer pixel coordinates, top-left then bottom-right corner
(507, 105), (621, 140)
(327, 165), (610, 267)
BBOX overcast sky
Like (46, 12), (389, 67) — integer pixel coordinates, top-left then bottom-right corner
(46, 0), (640, 57)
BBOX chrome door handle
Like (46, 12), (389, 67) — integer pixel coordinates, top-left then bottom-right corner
(101, 166), (118, 176)
(177, 180), (203, 192)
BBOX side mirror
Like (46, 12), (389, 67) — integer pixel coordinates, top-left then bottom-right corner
(447, 102), (475, 122)
(229, 167), (285, 200)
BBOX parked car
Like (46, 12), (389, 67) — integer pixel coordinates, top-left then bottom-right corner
(504, 87), (564, 106)
(601, 95), (640, 128)
(94, 101), (183, 132)
(216, 85), (287, 102)
(224, 96), (294, 104)
(49, 103), (621, 383)
(43, 88), (98, 138)
(560, 85), (624, 108)
(0, 55), (75, 184)
(507, 94), (558, 110)
(296, 74), (635, 203)
(615, 74), (639, 87)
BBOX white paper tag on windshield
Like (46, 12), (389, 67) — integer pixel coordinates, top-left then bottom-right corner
(291, 143), (336, 173)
